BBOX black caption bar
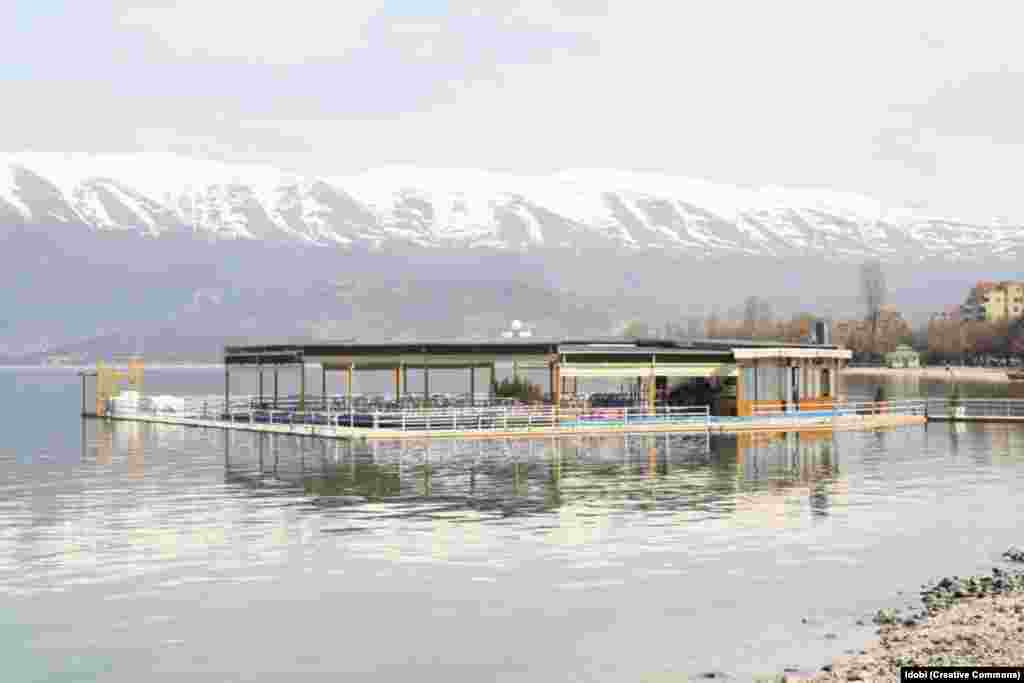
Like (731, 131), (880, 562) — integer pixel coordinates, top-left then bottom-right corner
(902, 668), (1023, 681)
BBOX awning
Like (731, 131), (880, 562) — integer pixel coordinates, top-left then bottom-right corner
(560, 363), (737, 378)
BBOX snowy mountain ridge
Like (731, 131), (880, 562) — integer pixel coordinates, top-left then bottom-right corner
(2, 153), (1021, 260)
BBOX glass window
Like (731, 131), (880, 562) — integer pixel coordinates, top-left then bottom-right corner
(755, 365), (786, 401)
(741, 368), (756, 401)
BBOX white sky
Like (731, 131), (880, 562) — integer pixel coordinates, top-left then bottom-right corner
(4, 0), (1024, 222)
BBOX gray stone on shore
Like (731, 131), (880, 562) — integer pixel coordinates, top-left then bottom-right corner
(805, 565), (1024, 681)
(1003, 546), (1024, 562)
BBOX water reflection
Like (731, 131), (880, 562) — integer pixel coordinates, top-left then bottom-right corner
(7, 418), (975, 601)
(217, 429), (843, 525)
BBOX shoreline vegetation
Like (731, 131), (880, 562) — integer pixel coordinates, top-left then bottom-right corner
(845, 366), (1014, 384)
(775, 549), (1024, 682)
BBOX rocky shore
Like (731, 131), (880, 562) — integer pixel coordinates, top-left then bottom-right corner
(787, 549), (1024, 682)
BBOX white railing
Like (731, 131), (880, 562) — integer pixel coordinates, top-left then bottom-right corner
(751, 399), (930, 419)
(104, 393), (711, 434)
(103, 392), (1024, 429)
(923, 398), (1024, 420)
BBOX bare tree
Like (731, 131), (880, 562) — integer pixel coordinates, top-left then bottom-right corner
(742, 296), (775, 339)
(743, 296), (759, 338)
(705, 307), (721, 338)
(860, 260), (887, 353)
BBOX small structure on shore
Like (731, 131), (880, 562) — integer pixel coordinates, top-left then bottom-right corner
(885, 344), (920, 369)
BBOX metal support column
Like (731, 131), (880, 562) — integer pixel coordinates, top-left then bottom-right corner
(469, 366), (475, 406)
(274, 368), (279, 408)
(322, 366), (327, 410)
(835, 358), (843, 402)
(783, 363), (792, 412)
(424, 357), (430, 402)
(258, 363), (263, 407)
(551, 362), (561, 406)
(299, 363), (306, 411)
(224, 365), (230, 418)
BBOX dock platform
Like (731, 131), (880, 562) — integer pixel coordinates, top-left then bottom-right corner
(85, 398), (929, 440)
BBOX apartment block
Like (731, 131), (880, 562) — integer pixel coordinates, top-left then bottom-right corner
(961, 281), (1024, 321)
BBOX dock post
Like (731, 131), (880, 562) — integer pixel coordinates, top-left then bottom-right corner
(489, 363), (496, 404)
(402, 364), (408, 399)
(80, 373), (86, 417)
(258, 363), (263, 408)
(299, 362), (305, 412)
(274, 368), (278, 408)
(322, 366), (327, 411)
(393, 367), (401, 401)
(224, 365), (230, 421)
(469, 367), (475, 406)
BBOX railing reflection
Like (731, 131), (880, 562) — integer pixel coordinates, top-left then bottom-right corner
(219, 428), (843, 523)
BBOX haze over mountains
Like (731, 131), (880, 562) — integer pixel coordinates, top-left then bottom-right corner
(2, 154), (1020, 361)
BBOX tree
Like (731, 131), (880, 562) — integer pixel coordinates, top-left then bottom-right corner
(705, 308), (721, 338)
(493, 376), (544, 403)
(622, 321), (649, 338)
(860, 259), (887, 354)
(743, 296), (759, 338)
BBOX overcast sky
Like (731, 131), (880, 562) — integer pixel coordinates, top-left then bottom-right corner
(4, 1), (1024, 222)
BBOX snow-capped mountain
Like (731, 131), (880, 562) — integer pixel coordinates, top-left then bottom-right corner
(2, 153), (1021, 261)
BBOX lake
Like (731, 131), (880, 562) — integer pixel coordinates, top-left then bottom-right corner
(2, 368), (1023, 681)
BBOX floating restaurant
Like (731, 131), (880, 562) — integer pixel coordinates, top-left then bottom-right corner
(220, 338), (854, 417)
(77, 337), (946, 438)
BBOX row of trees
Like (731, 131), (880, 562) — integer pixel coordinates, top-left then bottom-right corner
(620, 259), (1023, 361)
(926, 319), (1024, 362)
(624, 310), (1023, 361)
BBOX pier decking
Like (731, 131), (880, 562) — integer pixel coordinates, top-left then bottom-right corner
(88, 396), (930, 440)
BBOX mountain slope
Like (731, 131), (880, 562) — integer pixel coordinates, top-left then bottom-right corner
(3, 153), (1022, 261)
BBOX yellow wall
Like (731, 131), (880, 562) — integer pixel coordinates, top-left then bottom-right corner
(1008, 283), (1024, 318)
(980, 282), (1024, 321)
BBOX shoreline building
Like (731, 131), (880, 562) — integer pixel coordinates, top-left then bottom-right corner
(961, 281), (1024, 322)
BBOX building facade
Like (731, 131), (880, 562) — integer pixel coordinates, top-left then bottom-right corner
(961, 281), (1024, 322)
(222, 339), (852, 418)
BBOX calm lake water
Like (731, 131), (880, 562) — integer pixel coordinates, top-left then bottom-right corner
(2, 368), (1024, 681)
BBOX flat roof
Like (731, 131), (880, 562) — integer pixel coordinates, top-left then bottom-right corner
(224, 338), (841, 366)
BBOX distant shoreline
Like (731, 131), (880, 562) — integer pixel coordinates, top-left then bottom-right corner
(844, 366), (1012, 384)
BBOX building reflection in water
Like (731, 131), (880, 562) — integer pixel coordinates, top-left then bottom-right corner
(220, 428), (844, 527)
